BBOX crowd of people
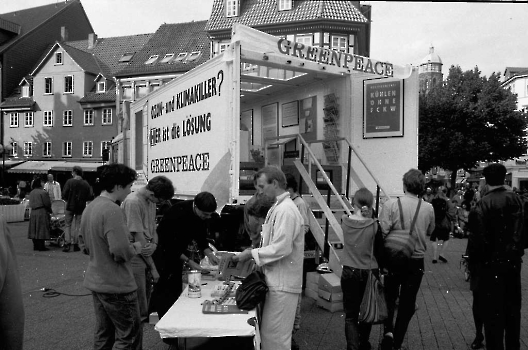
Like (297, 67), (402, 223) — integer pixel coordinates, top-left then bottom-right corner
(1, 162), (526, 350)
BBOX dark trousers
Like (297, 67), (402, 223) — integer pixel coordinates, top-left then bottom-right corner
(341, 266), (375, 350)
(472, 290), (484, 341)
(150, 272), (183, 319)
(384, 258), (424, 349)
(479, 261), (521, 350)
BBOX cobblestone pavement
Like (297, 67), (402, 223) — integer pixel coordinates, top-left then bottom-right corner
(8, 221), (528, 350)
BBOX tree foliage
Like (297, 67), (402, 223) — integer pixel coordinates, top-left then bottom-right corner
(419, 65), (527, 188)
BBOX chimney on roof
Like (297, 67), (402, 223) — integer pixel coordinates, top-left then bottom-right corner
(61, 26), (68, 41)
(88, 33), (97, 49)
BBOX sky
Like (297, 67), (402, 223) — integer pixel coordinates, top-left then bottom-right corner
(2, 0), (527, 78)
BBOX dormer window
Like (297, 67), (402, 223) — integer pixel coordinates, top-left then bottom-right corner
(119, 52), (134, 63)
(226, 0), (239, 17)
(160, 53), (175, 63)
(55, 52), (63, 65)
(145, 55), (159, 65)
(97, 81), (106, 93)
(186, 51), (202, 62)
(278, 0), (293, 11)
(174, 53), (188, 62)
(22, 85), (30, 98)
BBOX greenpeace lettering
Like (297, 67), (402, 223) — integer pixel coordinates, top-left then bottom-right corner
(277, 38), (394, 77)
(150, 153), (210, 173)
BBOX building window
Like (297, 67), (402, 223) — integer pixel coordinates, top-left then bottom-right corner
(62, 141), (72, 157)
(296, 33), (313, 46)
(102, 109), (112, 125)
(43, 111), (54, 127)
(83, 141), (93, 157)
(119, 52), (134, 63)
(150, 83), (160, 92)
(187, 51), (202, 62)
(135, 84), (148, 99)
(63, 110), (73, 126)
(55, 52), (63, 65)
(101, 141), (111, 156)
(122, 86), (133, 101)
(84, 110), (94, 125)
(23, 142), (32, 157)
(160, 53), (174, 63)
(24, 112), (34, 127)
(44, 77), (53, 94)
(278, 0), (293, 11)
(22, 85), (30, 97)
(97, 81), (105, 93)
(64, 76), (73, 94)
(145, 55), (159, 65)
(331, 35), (347, 52)
(43, 142), (52, 157)
(9, 113), (19, 127)
(11, 142), (17, 157)
(226, 0), (239, 17)
(174, 53), (188, 62)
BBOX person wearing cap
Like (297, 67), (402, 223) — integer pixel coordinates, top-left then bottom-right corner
(152, 191), (220, 318)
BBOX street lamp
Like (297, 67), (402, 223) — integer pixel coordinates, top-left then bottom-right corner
(0, 143), (14, 188)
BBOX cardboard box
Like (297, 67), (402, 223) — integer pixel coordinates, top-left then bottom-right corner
(305, 288), (319, 301)
(317, 298), (344, 312)
(306, 271), (320, 285)
(318, 289), (343, 302)
(306, 281), (319, 293)
(318, 273), (341, 293)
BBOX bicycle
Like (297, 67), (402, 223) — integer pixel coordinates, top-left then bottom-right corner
(460, 254), (470, 282)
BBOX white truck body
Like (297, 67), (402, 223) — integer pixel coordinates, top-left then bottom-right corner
(127, 24), (419, 206)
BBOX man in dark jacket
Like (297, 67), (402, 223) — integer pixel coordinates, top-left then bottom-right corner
(467, 163), (527, 350)
(62, 166), (92, 252)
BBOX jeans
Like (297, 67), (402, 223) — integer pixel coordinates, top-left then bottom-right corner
(341, 266), (374, 350)
(479, 261), (521, 350)
(131, 256), (151, 323)
(92, 291), (142, 350)
(384, 258), (424, 349)
(64, 211), (82, 245)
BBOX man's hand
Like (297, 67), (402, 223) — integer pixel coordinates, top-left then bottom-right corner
(150, 269), (160, 283)
(231, 248), (253, 263)
(141, 242), (156, 257)
(206, 252), (220, 265)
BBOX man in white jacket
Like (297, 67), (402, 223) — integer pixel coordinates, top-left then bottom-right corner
(44, 174), (61, 202)
(234, 166), (304, 350)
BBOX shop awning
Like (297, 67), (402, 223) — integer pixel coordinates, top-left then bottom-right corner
(49, 161), (101, 172)
(8, 160), (60, 173)
(8, 161), (102, 173)
(0, 159), (26, 169)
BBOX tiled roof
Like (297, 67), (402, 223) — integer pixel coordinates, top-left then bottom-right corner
(66, 33), (153, 77)
(205, 0), (368, 32)
(0, 0), (91, 53)
(115, 21), (210, 78)
(0, 97), (34, 109)
(61, 43), (102, 75)
(79, 89), (116, 103)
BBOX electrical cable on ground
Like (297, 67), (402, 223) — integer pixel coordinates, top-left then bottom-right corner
(40, 287), (91, 298)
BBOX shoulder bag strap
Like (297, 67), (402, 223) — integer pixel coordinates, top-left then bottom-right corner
(397, 198), (405, 230)
(408, 200), (422, 236)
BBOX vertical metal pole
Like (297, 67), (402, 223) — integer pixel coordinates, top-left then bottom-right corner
(346, 145), (352, 199)
(298, 142), (305, 194)
(1, 111), (4, 187)
(323, 187), (331, 260)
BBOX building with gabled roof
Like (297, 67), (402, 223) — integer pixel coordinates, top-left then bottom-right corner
(205, 0), (371, 58)
(0, 31), (152, 186)
(0, 0), (94, 101)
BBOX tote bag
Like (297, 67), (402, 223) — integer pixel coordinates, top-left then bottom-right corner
(359, 224), (388, 324)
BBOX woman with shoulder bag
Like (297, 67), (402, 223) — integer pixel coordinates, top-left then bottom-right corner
(379, 169), (435, 350)
(340, 188), (385, 350)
